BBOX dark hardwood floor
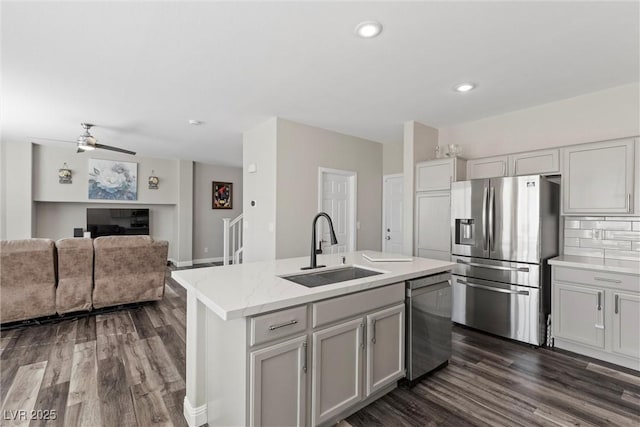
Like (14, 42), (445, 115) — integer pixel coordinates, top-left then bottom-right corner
(347, 327), (640, 427)
(0, 273), (188, 427)
(2, 270), (639, 426)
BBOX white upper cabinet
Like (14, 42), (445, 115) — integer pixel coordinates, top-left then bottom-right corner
(466, 155), (508, 179)
(415, 158), (465, 192)
(562, 138), (635, 214)
(508, 149), (560, 176)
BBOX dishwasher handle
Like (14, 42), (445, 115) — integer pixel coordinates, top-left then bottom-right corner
(407, 280), (450, 297)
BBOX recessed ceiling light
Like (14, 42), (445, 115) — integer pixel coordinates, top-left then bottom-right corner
(355, 21), (383, 38)
(188, 119), (202, 126)
(454, 83), (476, 93)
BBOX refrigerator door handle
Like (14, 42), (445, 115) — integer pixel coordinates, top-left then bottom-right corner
(482, 186), (488, 250)
(489, 186), (495, 251)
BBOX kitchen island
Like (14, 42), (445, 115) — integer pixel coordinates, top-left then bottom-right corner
(172, 251), (454, 427)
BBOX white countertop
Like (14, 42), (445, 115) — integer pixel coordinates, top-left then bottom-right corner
(549, 255), (640, 275)
(171, 251), (454, 321)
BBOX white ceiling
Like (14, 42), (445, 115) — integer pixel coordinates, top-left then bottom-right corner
(2, 1), (638, 166)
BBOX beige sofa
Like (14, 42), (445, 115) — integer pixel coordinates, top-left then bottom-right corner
(56, 238), (94, 314)
(93, 235), (168, 309)
(0, 235), (169, 324)
(0, 239), (57, 323)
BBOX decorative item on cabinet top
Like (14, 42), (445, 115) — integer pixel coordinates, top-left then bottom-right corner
(58, 162), (72, 184)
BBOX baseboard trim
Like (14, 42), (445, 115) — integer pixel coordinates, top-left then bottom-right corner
(193, 257), (223, 264)
(183, 396), (207, 427)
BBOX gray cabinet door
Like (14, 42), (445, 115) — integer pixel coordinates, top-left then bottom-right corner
(416, 159), (454, 191)
(415, 191), (451, 261)
(562, 138), (635, 214)
(365, 304), (405, 396)
(311, 318), (364, 426)
(553, 282), (605, 349)
(249, 335), (307, 427)
(508, 149), (560, 176)
(467, 156), (508, 179)
(611, 291), (640, 360)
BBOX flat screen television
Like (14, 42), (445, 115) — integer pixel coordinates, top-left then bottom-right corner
(87, 208), (150, 238)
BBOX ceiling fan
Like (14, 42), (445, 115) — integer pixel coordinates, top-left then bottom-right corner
(33, 123), (136, 155)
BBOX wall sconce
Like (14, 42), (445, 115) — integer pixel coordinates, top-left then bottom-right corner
(58, 163), (72, 184)
(148, 170), (159, 189)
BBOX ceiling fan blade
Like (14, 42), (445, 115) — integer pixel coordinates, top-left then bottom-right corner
(30, 137), (76, 144)
(94, 143), (136, 156)
(77, 147), (83, 153)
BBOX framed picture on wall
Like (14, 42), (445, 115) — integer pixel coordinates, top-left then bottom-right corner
(212, 181), (232, 209)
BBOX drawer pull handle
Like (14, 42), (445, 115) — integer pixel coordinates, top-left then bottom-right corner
(597, 292), (602, 311)
(615, 295), (619, 314)
(456, 259), (529, 272)
(457, 279), (529, 295)
(302, 341), (308, 373)
(594, 277), (622, 284)
(371, 319), (377, 344)
(269, 320), (298, 331)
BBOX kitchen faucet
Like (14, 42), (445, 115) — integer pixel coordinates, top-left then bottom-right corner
(301, 212), (338, 270)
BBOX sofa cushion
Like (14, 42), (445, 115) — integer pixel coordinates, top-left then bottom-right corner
(0, 239), (57, 323)
(55, 238), (94, 314)
(92, 236), (168, 309)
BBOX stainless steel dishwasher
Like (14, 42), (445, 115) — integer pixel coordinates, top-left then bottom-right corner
(405, 272), (452, 384)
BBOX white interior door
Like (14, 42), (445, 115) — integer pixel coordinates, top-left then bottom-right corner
(319, 169), (356, 254)
(383, 175), (403, 253)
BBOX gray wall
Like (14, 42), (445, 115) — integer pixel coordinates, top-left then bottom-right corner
(193, 162), (243, 261)
(439, 83), (640, 158)
(5, 143), (198, 264)
(276, 118), (383, 259)
(383, 141), (403, 175)
(1, 141), (34, 240)
(242, 118), (278, 262)
(402, 121), (438, 255)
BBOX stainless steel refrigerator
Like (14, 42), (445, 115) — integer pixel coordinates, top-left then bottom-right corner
(450, 175), (559, 346)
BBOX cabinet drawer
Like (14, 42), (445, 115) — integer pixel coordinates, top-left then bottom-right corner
(312, 282), (404, 328)
(250, 305), (308, 346)
(553, 267), (639, 292)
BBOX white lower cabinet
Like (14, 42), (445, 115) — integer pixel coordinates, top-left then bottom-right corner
(366, 304), (405, 396)
(249, 284), (406, 427)
(249, 335), (307, 427)
(611, 291), (640, 360)
(552, 282), (605, 349)
(311, 318), (364, 426)
(311, 303), (405, 426)
(551, 266), (639, 371)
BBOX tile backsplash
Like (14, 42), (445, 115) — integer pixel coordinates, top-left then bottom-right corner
(564, 216), (640, 261)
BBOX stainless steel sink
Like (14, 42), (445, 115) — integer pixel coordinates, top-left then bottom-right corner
(282, 266), (383, 288)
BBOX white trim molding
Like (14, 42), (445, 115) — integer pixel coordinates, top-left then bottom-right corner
(183, 396), (207, 427)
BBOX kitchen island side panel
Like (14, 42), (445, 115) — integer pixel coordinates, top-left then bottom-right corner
(205, 308), (248, 426)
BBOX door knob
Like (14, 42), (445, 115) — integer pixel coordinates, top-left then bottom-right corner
(386, 228), (390, 232)
(385, 236), (391, 240)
